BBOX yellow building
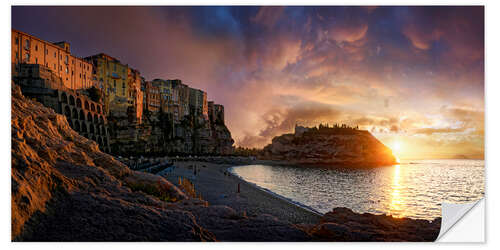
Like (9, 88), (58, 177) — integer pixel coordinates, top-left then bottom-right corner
(85, 53), (129, 115)
(151, 79), (173, 113)
(11, 29), (93, 90)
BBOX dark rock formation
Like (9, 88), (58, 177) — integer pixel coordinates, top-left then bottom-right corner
(307, 207), (441, 242)
(108, 108), (234, 157)
(260, 125), (397, 167)
(11, 84), (307, 241)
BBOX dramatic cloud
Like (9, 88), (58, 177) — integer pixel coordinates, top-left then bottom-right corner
(12, 6), (484, 159)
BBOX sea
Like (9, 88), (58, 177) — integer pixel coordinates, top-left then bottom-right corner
(229, 159), (484, 220)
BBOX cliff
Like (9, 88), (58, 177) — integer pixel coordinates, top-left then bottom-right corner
(260, 126), (397, 167)
(107, 109), (234, 157)
(10, 84), (309, 241)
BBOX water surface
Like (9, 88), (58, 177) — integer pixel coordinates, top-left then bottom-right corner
(230, 159), (484, 220)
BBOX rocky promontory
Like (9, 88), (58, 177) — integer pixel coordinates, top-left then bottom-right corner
(260, 125), (397, 167)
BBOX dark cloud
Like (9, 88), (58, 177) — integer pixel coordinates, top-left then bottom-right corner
(239, 102), (342, 147)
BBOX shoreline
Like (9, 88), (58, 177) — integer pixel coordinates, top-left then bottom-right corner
(162, 158), (446, 221)
(227, 166), (324, 217)
(160, 160), (322, 225)
(158, 159), (442, 241)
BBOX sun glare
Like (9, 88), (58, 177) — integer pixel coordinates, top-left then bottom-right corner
(391, 140), (403, 159)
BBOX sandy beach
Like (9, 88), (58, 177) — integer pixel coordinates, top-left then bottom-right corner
(160, 160), (322, 225)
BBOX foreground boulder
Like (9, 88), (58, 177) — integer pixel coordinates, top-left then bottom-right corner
(308, 207), (441, 241)
(11, 84), (310, 241)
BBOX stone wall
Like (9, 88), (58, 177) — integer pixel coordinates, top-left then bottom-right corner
(17, 85), (111, 153)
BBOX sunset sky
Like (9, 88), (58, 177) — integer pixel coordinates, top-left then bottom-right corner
(12, 6), (484, 160)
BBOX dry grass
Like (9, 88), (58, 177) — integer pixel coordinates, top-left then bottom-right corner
(178, 177), (203, 200)
(127, 181), (179, 202)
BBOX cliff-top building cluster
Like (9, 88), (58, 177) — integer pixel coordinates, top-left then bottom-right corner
(12, 29), (225, 125)
(11, 28), (228, 154)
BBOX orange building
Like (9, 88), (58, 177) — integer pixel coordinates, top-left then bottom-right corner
(11, 29), (93, 90)
(127, 68), (143, 123)
(143, 81), (160, 113)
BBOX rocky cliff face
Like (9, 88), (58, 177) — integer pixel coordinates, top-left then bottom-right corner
(11, 84), (308, 241)
(108, 110), (234, 157)
(260, 127), (397, 167)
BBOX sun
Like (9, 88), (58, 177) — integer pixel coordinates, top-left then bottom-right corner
(391, 140), (403, 157)
(393, 141), (401, 153)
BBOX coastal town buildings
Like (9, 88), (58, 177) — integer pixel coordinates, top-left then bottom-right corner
(151, 78), (173, 113)
(189, 87), (208, 120)
(11, 29), (93, 90)
(11, 28), (232, 155)
(172, 79), (191, 121)
(84, 53), (129, 116)
(127, 67), (143, 123)
(143, 81), (160, 113)
(208, 101), (225, 125)
(149, 78), (194, 123)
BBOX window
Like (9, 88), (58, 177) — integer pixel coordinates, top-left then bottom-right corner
(35, 58), (38, 64)
(45, 49), (48, 55)
(54, 52), (56, 58)
(25, 39), (30, 49)
(65, 55), (68, 64)
(79, 73), (81, 78)
(15, 37), (18, 45)
(35, 45), (38, 51)
(54, 64), (56, 70)
(65, 67), (68, 73)
(60, 65), (62, 71)
(113, 80), (116, 87)
(25, 53), (30, 61)
(45, 62), (48, 67)
(71, 70), (74, 75)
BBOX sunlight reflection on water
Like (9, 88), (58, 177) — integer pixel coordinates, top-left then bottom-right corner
(230, 159), (484, 220)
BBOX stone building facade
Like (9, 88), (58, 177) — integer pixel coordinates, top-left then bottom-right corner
(143, 81), (160, 113)
(85, 53), (129, 115)
(127, 67), (143, 124)
(208, 101), (225, 125)
(11, 29), (93, 90)
(14, 64), (111, 153)
(189, 87), (208, 120)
